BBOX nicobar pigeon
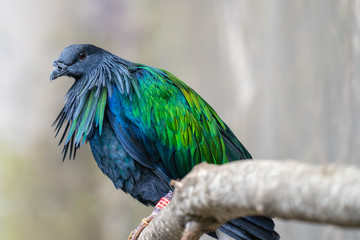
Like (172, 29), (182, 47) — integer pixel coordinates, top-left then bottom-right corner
(50, 44), (280, 240)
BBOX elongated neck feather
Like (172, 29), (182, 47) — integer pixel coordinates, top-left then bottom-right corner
(53, 53), (137, 160)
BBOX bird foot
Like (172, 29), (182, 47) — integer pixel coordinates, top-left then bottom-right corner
(128, 214), (156, 240)
(128, 191), (173, 240)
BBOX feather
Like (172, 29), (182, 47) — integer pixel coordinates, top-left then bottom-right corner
(95, 87), (107, 135)
(52, 44), (279, 240)
(66, 117), (78, 144)
(74, 90), (95, 143)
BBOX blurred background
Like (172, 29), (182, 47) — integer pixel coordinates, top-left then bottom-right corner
(1, 0), (360, 239)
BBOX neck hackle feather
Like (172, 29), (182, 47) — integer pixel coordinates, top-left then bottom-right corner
(53, 53), (138, 160)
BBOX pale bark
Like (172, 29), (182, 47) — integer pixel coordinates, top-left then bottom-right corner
(137, 160), (360, 240)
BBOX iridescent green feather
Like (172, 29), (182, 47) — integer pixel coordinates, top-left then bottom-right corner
(75, 90), (96, 143)
(95, 87), (107, 135)
(123, 65), (230, 177)
(66, 118), (78, 143)
(65, 87), (108, 146)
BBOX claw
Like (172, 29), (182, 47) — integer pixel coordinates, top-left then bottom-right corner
(141, 218), (149, 225)
(128, 215), (155, 240)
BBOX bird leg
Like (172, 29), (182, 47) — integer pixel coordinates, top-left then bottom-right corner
(128, 191), (173, 240)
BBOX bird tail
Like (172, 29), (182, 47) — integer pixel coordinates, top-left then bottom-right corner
(209, 216), (280, 240)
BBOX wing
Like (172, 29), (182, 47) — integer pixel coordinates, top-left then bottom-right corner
(107, 64), (251, 179)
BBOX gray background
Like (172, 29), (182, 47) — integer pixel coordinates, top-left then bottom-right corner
(1, 0), (359, 239)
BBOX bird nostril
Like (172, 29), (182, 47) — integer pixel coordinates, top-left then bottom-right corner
(53, 61), (67, 71)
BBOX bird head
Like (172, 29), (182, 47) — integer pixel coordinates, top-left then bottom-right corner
(50, 44), (106, 81)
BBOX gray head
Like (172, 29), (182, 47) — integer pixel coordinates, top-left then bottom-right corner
(50, 44), (108, 81)
(51, 44), (136, 97)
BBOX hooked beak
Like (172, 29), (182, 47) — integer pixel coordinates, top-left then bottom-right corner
(50, 60), (68, 82)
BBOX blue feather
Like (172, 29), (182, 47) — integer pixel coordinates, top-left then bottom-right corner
(51, 44), (279, 239)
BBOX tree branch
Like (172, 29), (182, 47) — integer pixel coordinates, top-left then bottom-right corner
(137, 160), (360, 240)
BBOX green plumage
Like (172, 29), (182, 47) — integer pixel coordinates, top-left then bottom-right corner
(119, 64), (243, 177)
(52, 44), (278, 240)
(66, 87), (108, 145)
(61, 61), (250, 178)
(95, 87), (108, 135)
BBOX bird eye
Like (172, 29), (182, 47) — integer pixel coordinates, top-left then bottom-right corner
(78, 51), (87, 60)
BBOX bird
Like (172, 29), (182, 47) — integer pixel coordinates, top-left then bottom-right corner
(50, 44), (280, 240)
